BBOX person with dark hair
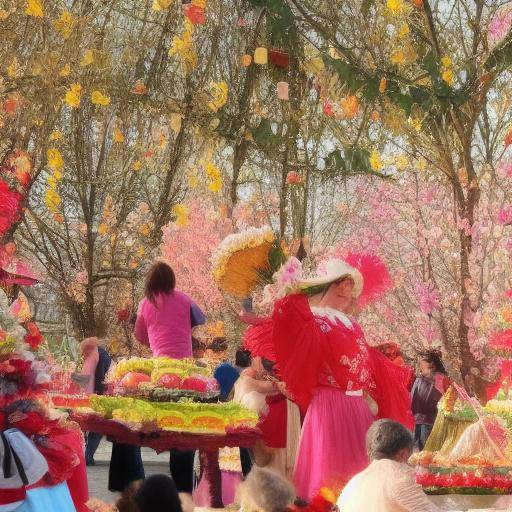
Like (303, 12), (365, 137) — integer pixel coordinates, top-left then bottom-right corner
(411, 349), (451, 450)
(116, 475), (184, 512)
(337, 419), (440, 511)
(134, 261), (205, 494)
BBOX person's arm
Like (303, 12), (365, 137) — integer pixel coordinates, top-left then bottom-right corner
(246, 376), (276, 394)
(190, 302), (206, 327)
(239, 310), (269, 325)
(386, 468), (441, 512)
(134, 302), (149, 345)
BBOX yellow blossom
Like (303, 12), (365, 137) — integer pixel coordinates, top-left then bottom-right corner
(113, 127), (125, 143)
(369, 151), (382, 171)
(390, 50), (405, 65)
(395, 154), (409, 170)
(80, 49), (94, 67)
(25, 0), (43, 18)
(45, 188), (61, 212)
(0, 9), (10, 20)
(53, 10), (75, 39)
(442, 69), (454, 85)
(152, 0), (172, 10)
(64, 83), (82, 108)
(416, 158), (427, 171)
(7, 57), (22, 78)
(387, 0), (404, 14)
(59, 64), (71, 77)
(208, 178), (222, 193)
(138, 224), (151, 236)
(98, 223), (108, 235)
(49, 130), (63, 141)
(172, 203), (189, 227)
(192, 0), (205, 6)
(379, 77), (387, 94)
(91, 90), (110, 106)
(132, 160), (142, 171)
(47, 175), (59, 189)
(136, 246), (145, 258)
(441, 56), (452, 68)
(169, 24), (197, 72)
(398, 23), (409, 37)
(47, 148), (64, 172)
(207, 81), (228, 112)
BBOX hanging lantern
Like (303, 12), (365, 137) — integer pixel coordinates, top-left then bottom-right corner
(184, 4), (205, 24)
(268, 48), (289, 68)
(241, 54), (252, 67)
(254, 47), (268, 65)
(277, 81), (289, 100)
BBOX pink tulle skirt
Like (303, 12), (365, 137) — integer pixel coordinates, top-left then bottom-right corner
(294, 387), (374, 499)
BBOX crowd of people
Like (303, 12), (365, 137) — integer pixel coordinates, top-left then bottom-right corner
(78, 258), (452, 511)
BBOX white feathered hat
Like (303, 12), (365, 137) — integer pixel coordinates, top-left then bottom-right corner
(297, 258), (364, 298)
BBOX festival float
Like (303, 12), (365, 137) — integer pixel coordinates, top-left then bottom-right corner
(411, 357), (512, 508)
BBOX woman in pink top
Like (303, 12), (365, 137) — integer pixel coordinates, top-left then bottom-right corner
(135, 261), (205, 358)
(134, 261), (205, 494)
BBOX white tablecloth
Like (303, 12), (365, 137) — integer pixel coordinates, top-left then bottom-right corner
(430, 494), (512, 511)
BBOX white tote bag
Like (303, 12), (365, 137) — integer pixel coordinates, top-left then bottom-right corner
(0, 428), (49, 489)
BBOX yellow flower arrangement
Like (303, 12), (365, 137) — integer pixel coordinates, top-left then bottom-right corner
(25, 0), (43, 18)
(91, 90), (110, 106)
(65, 83), (83, 108)
(211, 225), (275, 298)
(53, 10), (75, 39)
(207, 81), (228, 112)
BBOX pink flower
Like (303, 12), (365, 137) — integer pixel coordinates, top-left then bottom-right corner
(488, 8), (512, 46)
(497, 159), (512, 178)
(415, 281), (440, 315)
(498, 206), (512, 225)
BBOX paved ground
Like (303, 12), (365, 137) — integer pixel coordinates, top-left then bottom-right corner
(87, 439), (169, 504)
(87, 461), (169, 504)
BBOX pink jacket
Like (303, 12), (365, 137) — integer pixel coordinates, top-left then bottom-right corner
(135, 290), (195, 358)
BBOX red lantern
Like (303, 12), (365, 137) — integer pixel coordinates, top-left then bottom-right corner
(184, 4), (205, 25)
(268, 48), (289, 68)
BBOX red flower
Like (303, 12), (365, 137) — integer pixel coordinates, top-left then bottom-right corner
(184, 4), (205, 25)
(117, 308), (131, 323)
(0, 179), (22, 237)
(323, 100), (334, 117)
(24, 322), (43, 349)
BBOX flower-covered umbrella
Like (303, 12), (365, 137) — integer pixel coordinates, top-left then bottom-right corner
(211, 226), (284, 298)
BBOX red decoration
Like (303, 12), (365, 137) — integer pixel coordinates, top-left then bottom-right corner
(268, 48), (289, 68)
(184, 4), (205, 25)
(24, 322), (43, 349)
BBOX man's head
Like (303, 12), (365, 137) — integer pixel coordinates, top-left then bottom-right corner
(366, 419), (414, 463)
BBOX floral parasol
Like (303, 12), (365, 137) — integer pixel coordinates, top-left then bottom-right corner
(211, 226), (285, 298)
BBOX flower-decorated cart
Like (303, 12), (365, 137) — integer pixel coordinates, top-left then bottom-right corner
(60, 356), (260, 508)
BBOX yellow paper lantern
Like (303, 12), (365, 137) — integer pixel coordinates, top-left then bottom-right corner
(277, 81), (289, 100)
(241, 54), (252, 67)
(254, 47), (268, 65)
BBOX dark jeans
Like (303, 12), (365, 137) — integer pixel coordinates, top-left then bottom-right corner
(108, 442), (145, 492)
(414, 423), (433, 451)
(170, 448), (195, 493)
(85, 432), (103, 463)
